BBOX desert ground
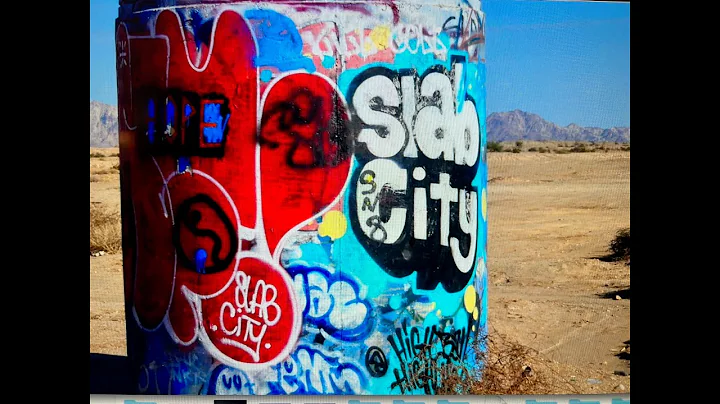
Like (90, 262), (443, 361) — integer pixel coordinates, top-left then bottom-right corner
(89, 142), (630, 394)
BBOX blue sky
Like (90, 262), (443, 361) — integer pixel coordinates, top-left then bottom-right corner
(89, 0), (629, 128)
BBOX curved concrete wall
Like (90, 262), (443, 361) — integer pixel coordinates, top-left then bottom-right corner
(116, 0), (488, 395)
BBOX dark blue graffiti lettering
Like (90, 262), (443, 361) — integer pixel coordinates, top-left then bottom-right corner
(207, 365), (255, 395)
(177, 156), (191, 174)
(147, 98), (156, 143)
(286, 263), (374, 341)
(165, 97), (176, 137)
(137, 89), (229, 157)
(268, 345), (368, 394)
(201, 101), (230, 144)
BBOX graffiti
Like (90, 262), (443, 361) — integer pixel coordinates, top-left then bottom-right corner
(387, 319), (474, 394)
(173, 194), (238, 274)
(259, 72), (353, 259)
(245, 9), (315, 72)
(138, 360), (172, 394)
(158, 173), (243, 347)
(301, 23), (388, 63)
(365, 346), (389, 377)
(120, 9), (354, 370)
(138, 349), (210, 395)
(137, 92), (230, 156)
(347, 60), (481, 293)
(260, 77), (351, 169)
(207, 365), (256, 395)
(349, 61), (479, 163)
(214, 267), (282, 361)
(179, 254), (298, 369)
(268, 345), (369, 394)
(442, 9), (485, 62)
(130, 160), (176, 331)
(301, 22), (447, 61)
(116, 1), (487, 395)
(287, 263), (374, 341)
(375, 285), (434, 324)
(389, 24), (448, 57)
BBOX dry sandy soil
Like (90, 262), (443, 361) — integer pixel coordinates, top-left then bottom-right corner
(89, 144), (630, 394)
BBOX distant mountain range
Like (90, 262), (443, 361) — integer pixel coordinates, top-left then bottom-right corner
(90, 101), (119, 148)
(89, 102), (629, 148)
(486, 110), (630, 143)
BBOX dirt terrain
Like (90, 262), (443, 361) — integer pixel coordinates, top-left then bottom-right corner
(89, 144), (630, 394)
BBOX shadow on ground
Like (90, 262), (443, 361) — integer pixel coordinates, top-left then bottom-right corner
(90, 353), (132, 394)
(616, 339), (630, 361)
(597, 287), (630, 300)
(589, 252), (630, 264)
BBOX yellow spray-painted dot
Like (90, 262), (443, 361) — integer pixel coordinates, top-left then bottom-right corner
(472, 325), (476, 332)
(430, 302), (436, 310)
(318, 210), (348, 240)
(363, 172), (374, 184)
(473, 307), (479, 321)
(369, 25), (391, 51)
(436, 309), (442, 317)
(464, 285), (477, 313)
(481, 188), (487, 221)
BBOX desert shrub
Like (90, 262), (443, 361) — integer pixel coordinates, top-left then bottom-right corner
(511, 147), (521, 153)
(621, 146), (630, 151)
(608, 227), (630, 261)
(487, 141), (503, 152)
(528, 147), (538, 152)
(429, 331), (574, 395)
(515, 140), (524, 148)
(538, 147), (548, 153)
(112, 163), (120, 171)
(554, 149), (570, 154)
(90, 204), (122, 254)
(90, 152), (105, 158)
(570, 143), (589, 153)
(470, 333), (568, 395)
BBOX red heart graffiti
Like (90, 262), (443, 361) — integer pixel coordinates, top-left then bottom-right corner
(259, 73), (353, 259)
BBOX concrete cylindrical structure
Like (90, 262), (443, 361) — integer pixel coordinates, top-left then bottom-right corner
(116, 0), (488, 395)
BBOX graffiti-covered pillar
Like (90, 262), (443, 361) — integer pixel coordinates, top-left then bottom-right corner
(116, 0), (488, 395)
